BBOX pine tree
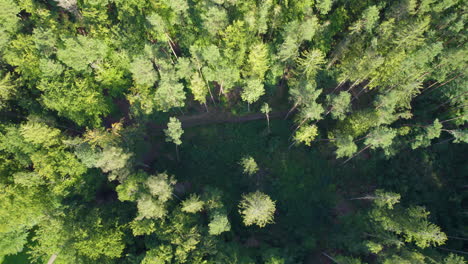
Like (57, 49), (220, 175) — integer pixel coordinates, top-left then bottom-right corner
(261, 103), (272, 132)
(164, 117), (184, 161)
(239, 156), (259, 176)
(241, 79), (265, 111)
(238, 191), (276, 227)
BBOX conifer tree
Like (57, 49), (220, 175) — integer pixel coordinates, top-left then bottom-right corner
(164, 117), (184, 161)
(238, 191), (276, 227)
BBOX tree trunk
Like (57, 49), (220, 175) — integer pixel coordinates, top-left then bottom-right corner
(349, 195), (375, 200)
(165, 33), (178, 59)
(47, 254), (58, 264)
(197, 67), (216, 105)
(342, 145), (370, 165)
(266, 114), (270, 132)
(347, 78), (361, 92)
(321, 252), (341, 264)
(331, 78), (347, 93)
(204, 102), (209, 112)
(247, 102), (250, 112)
(284, 102), (298, 120)
(175, 144), (179, 162)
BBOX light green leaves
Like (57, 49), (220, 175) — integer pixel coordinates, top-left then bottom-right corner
(241, 79), (265, 106)
(294, 125), (318, 146)
(181, 194), (205, 213)
(164, 117), (183, 146)
(238, 191), (276, 227)
(239, 156), (259, 176)
(296, 49), (326, 79)
(208, 212), (231, 235)
(130, 56), (158, 87)
(57, 36), (108, 71)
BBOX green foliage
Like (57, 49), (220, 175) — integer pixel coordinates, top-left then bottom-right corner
(37, 76), (110, 127)
(137, 194), (168, 219)
(208, 212), (231, 235)
(238, 191), (276, 227)
(370, 194), (448, 249)
(0, 0), (20, 51)
(95, 146), (132, 173)
(164, 117), (183, 146)
(181, 194), (205, 213)
(327, 91), (351, 120)
(241, 79), (265, 106)
(295, 49), (326, 79)
(334, 135), (358, 158)
(294, 125), (318, 146)
(146, 173), (176, 202)
(365, 127), (397, 151)
(57, 36), (108, 72)
(412, 119), (443, 149)
(154, 80), (186, 112)
(246, 42), (269, 79)
(239, 156), (259, 176)
(130, 56), (158, 87)
(0, 0), (466, 263)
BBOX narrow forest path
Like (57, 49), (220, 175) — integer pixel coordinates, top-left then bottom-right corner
(148, 109), (290, 131)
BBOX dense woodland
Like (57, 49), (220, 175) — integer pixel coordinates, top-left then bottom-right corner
(0, 0), (467, 263)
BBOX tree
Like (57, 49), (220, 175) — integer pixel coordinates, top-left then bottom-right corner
(327, 91), (352, 120)
(238, 191), (276, 227)
(0, 0), (20, 52)
(154, 80), (186, 112)
(137, 194), (168, 220)
(295, 49), (326, 79)
(130, 56), (158, 87)
(189, 72), (208, 109)
(246, 43), (269, 79)
(95, 146), (132, 173)
(369, 191), (448, 249)
(146, 173), (176, 203)
(181, 194), (205, 213)
(316, 0), (333, 15)
(261, 103), (272, 132)
(241, 79), (265, 111)
(293, 125), (318, 146)
(334, 135), (358, 158)
(208, 212), (231, 235)
(0, 73), (16, 109)
(412, 119), (443, 149)
(37, 76), (110, 127)
(164, 117), (183, 161)
(57, 36), (108, 72)
(239, 156), (259, 176)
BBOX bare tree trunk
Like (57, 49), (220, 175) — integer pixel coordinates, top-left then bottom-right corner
(219, 82), (225, 96)
(284, 102), (298, 120)
(204, 102), (209, 112)
(165, 33), (178, 59)
(47, 254), (58, 264)
(435, 91), (468, 109)
(266, 114), (270, 132)
(321, 252), (341, 264)
(288, 140), (296, 150)
(331, 78), (347, 93)
(349, 195), (375, 200)
(342, 145), (370, 165)
(247, 102), (250, 112)
(346, 78), (361, 92)
(207, 82), (216, 105)
(294, 118), (308, 132)
(197, 67), (216, 105)
(175, 145), (179, 162)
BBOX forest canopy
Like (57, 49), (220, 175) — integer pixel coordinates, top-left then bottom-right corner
(0, 0), (467, 263)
